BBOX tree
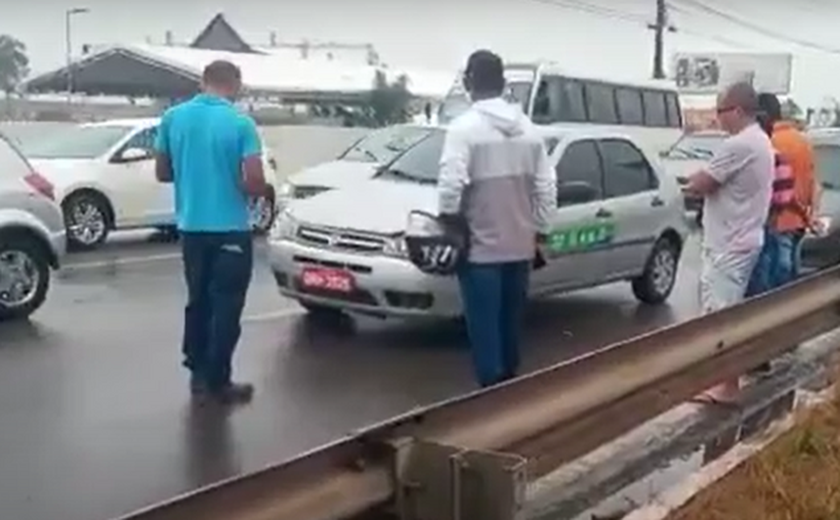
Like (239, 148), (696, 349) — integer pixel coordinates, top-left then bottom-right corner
(0, 35), (29, 96)
(366, 70), (412, 127)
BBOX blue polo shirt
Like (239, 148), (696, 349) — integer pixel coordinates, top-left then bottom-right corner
(155, 94), (262, 232)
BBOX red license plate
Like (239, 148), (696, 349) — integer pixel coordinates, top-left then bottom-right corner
(300, 268), (355, 293)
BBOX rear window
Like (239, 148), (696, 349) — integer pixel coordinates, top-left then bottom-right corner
(0, 134), (32, 180)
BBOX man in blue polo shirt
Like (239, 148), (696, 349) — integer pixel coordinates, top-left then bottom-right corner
(155, 60), (267, 404)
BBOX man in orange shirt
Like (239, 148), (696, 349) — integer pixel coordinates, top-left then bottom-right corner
(762, 94), (817, 285)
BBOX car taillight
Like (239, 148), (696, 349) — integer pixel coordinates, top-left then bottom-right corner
(24, 172), (55, 201)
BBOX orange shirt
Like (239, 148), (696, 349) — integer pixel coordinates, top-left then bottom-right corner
(771, 121), (816, 232)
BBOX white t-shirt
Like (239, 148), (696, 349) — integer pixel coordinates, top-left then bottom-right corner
(702, 123), (774, 253)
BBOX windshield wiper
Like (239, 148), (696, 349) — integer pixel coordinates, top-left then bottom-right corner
(379, 168), (435, 185)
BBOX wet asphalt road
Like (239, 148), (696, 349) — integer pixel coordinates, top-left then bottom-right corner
(0, 229), (703, 520)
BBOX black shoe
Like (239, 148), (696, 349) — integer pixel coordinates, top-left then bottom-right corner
(208, 382), (255, 404)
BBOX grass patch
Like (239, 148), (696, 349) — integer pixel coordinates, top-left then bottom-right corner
(669, 386), (840, 520)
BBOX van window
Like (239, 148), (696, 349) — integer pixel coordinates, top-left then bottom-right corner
(556, 140), (603, 201)
(616, 88), (644, 125)
(585, 83), (618, 124)
(642, 91), (668, 127)
(0, 134), (32, 180)
(665, 93), (682, 128)
(533, 76), (587, 124)
(599, 139), (658, 197)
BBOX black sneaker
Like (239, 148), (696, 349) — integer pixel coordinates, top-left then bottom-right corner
(209, 382), (255, 404)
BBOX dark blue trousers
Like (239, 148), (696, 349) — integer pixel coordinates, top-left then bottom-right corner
(457, 261), (530, 388)
(181, 231), (253, 390)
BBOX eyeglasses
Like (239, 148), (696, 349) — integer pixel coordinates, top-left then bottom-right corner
(716, 105), (738, 115)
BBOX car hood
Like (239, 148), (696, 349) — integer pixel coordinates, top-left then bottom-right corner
(289, 160), (380, 190)
(28, 158), (96, 173)
(289, 178), (436, 234)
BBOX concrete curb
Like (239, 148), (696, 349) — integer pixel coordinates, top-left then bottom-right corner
(622, 386), (834, 520)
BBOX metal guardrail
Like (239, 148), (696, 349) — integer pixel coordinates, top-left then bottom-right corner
(117, 266), (840, 520)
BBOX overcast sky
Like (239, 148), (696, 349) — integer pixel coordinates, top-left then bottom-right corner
(4, 0), (840, 107)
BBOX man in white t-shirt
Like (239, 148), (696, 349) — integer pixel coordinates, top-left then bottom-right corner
(684, 82), (774, 402)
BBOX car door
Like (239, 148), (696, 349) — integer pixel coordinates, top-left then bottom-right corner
(532, 139), (612, 293)
(596, 138), (665, 278)
(107, 126), (169, 227)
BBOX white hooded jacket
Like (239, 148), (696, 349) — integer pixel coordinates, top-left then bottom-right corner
(437, 97), (556, 263)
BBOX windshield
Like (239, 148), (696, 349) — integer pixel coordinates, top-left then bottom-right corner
(377, 130), (445, 184)
(20, 125), (133, 159)
(664, 133), (725, 160)
(338, 126), (434, 164)
(377, 130), (560, 185)
(815, 144), (840, 190)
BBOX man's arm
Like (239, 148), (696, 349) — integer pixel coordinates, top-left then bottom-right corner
(685, 139), (747, 197)
(532, 142), (557, 237)
(437, 126), (470, 222)
(154, 114), (173, 183)
(239, 117), (268, 197)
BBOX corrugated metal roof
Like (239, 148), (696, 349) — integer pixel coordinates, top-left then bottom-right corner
(63, 43), (455, 99)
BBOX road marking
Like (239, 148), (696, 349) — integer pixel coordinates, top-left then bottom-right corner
(242, 307), (306, 323)
(63, 252), (183, 271)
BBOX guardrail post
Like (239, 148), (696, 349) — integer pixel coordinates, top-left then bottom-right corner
(392, 439), (528, 520)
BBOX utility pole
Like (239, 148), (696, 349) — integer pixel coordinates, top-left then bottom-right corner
(65, 7), (90, 104)
(649, 0), (668, 80)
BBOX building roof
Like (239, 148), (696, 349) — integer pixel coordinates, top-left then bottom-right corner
(190, 13), (254, 53)
(24, 43), (455, 101)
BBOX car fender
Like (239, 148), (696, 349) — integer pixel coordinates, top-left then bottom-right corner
(0, 208), (61, 265)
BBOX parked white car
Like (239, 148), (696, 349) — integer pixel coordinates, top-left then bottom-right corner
(268, 126), (688, 319)
(277, 124), (438, 208)
(20, 118), (280, 250)
(0, 131), (66, 320)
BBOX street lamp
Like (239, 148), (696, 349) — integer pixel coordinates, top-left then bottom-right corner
(65, 7), (90, 103)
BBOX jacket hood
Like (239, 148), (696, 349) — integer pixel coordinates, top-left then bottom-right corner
(472, 98), (528, 137)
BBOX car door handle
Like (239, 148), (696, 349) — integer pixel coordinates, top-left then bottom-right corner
(596, 208), (613, 218)
(651, 196), (665, 207)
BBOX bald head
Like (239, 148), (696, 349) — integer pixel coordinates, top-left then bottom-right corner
(716, 82), (759, 134)
(720, 82), (759, 116)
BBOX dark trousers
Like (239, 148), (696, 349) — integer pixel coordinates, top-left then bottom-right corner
(181, 231), (253, 390)
(457, 261), (530, 388)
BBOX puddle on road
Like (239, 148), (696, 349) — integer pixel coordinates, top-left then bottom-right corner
(569, 448), (705, 520)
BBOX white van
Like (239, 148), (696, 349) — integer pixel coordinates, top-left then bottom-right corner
(438, 62), (684, 156)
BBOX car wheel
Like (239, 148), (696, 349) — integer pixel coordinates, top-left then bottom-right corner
(251, 189), (276, 235)
(0, 233), (51, 321)
(63, 192), (110, 250)
(632, 236), (680, 305)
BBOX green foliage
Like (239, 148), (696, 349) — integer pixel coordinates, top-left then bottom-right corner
(0, 35), (29, 95)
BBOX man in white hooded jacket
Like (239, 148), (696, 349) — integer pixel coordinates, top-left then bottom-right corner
(437, 50), (556, 388)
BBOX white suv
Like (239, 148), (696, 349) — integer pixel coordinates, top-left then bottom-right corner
(0, 132), (66, 320)
(268, 126), (688, 319)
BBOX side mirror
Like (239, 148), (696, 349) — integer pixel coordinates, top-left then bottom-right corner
(117, 147), (150, 162)
(557, 181), (599, 206)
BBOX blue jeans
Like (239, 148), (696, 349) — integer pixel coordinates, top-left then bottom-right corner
(181, 231), (253, 390)
(457, 261), (530, 388)
(746, 229), (801, 297)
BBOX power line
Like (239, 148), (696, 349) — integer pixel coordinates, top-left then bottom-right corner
(671, 0), (840, 55)
(526, 0), (648, 25)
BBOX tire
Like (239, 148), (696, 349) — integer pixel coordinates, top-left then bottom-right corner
(0, 232), (51, 321)
(63, 191), (111, 250)
(251, 189), (276, 235)
(632, 236), (680, 305)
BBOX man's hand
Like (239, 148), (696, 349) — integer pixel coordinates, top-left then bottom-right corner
(154, 152), (173, 183)
(240, 155), (268, 197)
(684, 170), (720, 197)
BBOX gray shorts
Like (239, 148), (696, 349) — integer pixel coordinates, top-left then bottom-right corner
(700, 247), (761, 314)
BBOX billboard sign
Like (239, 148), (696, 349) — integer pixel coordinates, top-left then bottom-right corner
(671, 53), (792, 95)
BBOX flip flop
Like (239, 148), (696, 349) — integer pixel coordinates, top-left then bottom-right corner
(689, 393), (740, 410)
